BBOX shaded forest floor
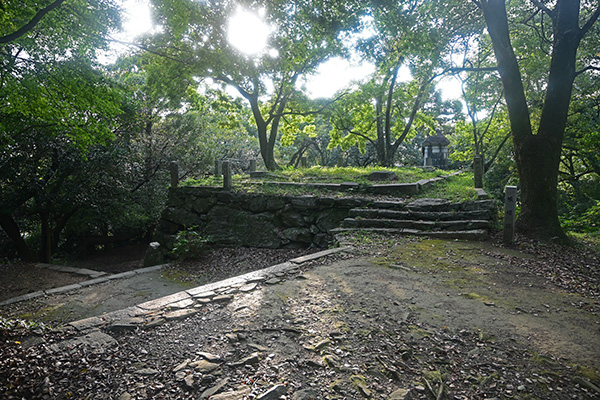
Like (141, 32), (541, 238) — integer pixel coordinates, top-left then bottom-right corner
(1, 233), (599, 399)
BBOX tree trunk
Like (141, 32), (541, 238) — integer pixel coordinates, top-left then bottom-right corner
(479, 0), (587, 241)
(0, 213), (37, 262)
(374, 96), (387, 165)
(514, 136), (564, 238)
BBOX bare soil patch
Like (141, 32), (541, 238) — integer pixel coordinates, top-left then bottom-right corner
(0, 264), (87, 302)
(1, 235), (599, 399)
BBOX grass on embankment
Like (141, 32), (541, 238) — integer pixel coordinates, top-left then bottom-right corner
(181, 166), (478, 202)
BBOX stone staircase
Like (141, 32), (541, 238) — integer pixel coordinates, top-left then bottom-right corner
(331, 198), (497, 240)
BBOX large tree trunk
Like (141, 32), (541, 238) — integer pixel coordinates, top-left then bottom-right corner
(0, 213), (37, 262)
(479, 0), (587, 241)
(515, 136), (564, 238)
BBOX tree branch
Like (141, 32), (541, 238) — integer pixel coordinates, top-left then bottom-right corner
(216, 74), (252, 101)
(0, 0), (66, 44)
(575, 65), (600, 77)
(448, 67), (498, 73)
(106, 37), (191, 65)
(485, 131), (511, 170)
(581, 3), (600, 37)
(529, 0), (555, 20)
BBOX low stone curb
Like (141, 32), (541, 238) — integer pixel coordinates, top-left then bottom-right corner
(0, 264), (168, 307)
(37, 263), (108, 279)
(64, 246), (353, 332)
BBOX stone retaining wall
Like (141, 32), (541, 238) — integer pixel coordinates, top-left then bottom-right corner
(154, 187), (373, 251)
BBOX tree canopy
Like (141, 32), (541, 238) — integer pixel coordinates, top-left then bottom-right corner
(1, 0), (599, 261)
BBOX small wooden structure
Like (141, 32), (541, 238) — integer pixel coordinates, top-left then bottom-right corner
(422, 130), (450, 169)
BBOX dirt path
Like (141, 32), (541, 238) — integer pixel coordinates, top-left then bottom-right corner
(1, 238), (599, 399)
(360, 239), (600, 367)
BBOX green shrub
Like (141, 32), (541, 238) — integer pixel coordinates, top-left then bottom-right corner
(171, 228), (210, 260)
(561, 200), (600, 234)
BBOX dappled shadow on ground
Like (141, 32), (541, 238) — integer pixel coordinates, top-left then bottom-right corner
(1, 236), (599, 399)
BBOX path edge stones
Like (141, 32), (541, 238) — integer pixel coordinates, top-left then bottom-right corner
(50, 246), (352, 332)
(0, 264), (167, 307)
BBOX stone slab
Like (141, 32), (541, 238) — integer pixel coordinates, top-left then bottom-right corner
(38, 263), (106, 278)
(69, 315), (105, 331)
(78, 277), (110, 287)
(45, 283), (83, 295)
(187, 288), (217, 298)
(370, 200), (406, 209)
(137, 291), (191, 311)
(168, 298), (195, 309)
(0, 290), (46, 306)
(289, 247), (352, 264)
(76, 268), (107, 278)
(49, 329), (118, 354)
(106, 271), (137, 280)
(134, 264), (167, 274)
(164, 308), (198, 320)
(475, 188), (489, 199)
(371, 183), (419, 195)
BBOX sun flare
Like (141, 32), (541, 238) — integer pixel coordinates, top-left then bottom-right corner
(227, 10), (271, 55)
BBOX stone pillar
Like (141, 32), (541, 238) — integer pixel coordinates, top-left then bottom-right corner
(215, 159), (222, 176)
(249, 159), (257, 173)
(223, 161), (232, 190)
(300, 156), (308, 168)
(503, 185), (518, 245)
(170, 161), (179, 188)
(337, 157), (344, 167)
(474, 155), (483, 188)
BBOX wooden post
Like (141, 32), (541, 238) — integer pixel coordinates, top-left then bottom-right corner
(300, 156), (308, 168)
(503, 185), (517, 245)
(223, 161), (232, 190)
(170, 161), (179, 188)
(249, 159), (257, 173)
(474, 155), (483, 188)
(215, 159), (222, 176)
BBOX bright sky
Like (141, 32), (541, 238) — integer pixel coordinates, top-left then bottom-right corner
(114, 1), (462, 101)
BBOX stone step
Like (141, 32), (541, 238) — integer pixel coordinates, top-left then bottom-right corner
(341, 218), (491, 231)
(331, 227), (488, 241)
(348, 208), (493, 221)
(405, 198), (496, 212)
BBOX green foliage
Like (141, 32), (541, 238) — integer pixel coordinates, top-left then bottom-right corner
(171, 228), (210, 260)
(414, 174), (479, 202)
(270, 166), (447, 184)
(560, 201), (600, 234)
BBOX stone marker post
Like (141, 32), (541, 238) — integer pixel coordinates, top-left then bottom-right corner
(223, 161), (232, 190)
(170, 161), (179, 188)
(503, 185), (517, 245)
(300, 156), (308, 168)
(249, 159), (257, 173)
(215, 159), (222, 176)
(337, 157), (344, 167)
(474, 155), (483, 188)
